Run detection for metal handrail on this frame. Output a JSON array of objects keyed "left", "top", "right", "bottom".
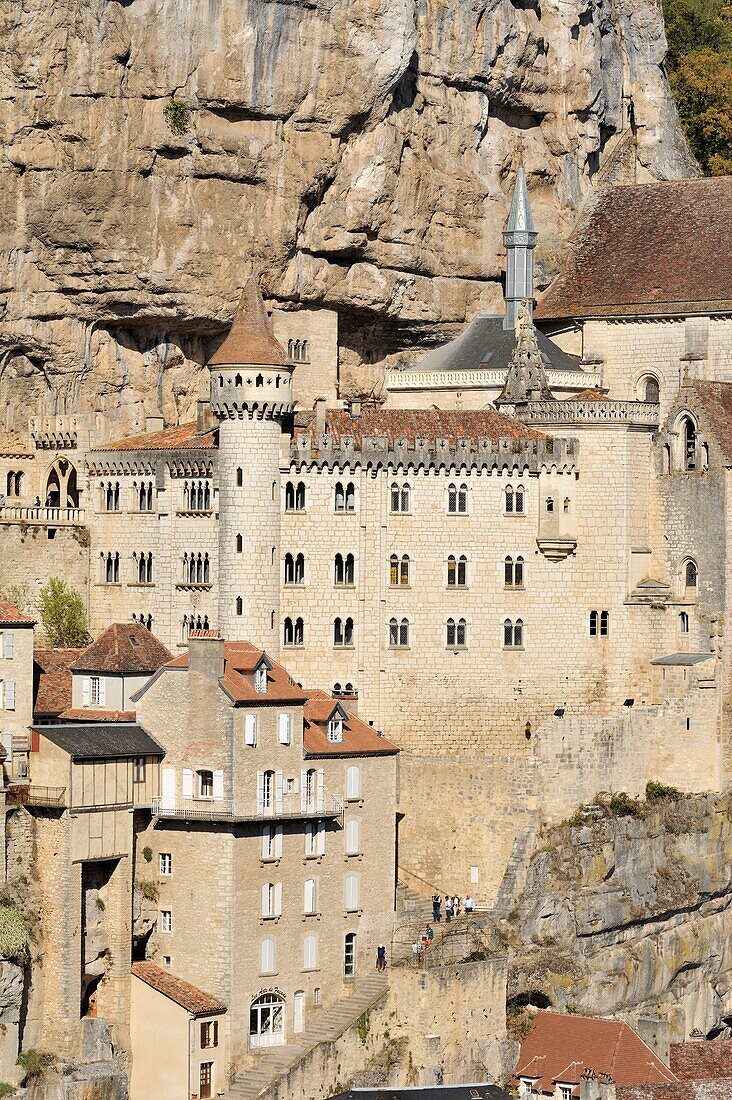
[
  {"left": 6, "top": 785, "right": 66, "bottom": 808},
  {"left": 151, "top": 794, "right": 344, "bottom": 821}
]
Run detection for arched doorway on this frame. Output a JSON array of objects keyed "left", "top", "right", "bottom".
[
  {"left": 45, "top": 458, "right": 79, "bottom": 508},
  {"left": 250, "top": 992, "right": 285, "bottom": 1049}
]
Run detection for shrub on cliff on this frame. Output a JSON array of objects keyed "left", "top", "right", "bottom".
[
  {"left": 0, "top": 903, "right": 28, "bottom": 960},
  {"left": 646, "top": 779, "right": 683, "bottom": 802},
  {"left": 17, "top": 1050, "right": 56, "bottom": 1080}
]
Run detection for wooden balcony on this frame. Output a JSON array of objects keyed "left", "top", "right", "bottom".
[
  {"left": 151, "top": 793, "right": 344, "bottom": 825},
  {"left": 6, "top": 785, "right": 66, "bottom": 808}
]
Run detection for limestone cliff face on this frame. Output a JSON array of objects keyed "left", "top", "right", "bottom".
[
  {"left": 505, "top": 794, "right": 732, "bottom": 1043},
  {"left": 0, "top": 0, "right": 694, "bottom": 431}
]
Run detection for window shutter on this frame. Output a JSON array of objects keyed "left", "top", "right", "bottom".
[
  {"left": 304, "top": 934, "right": 317, "bottom": 969},
  {"left": 300, "top": 770, "right": 308, "bottom": 812},
  {"left": 317, "top": 821, "right": 326, "bottom": 856},
  {"left": 275, "top": 770, "right": 284, "bottom": 814},
  {"left": 346, "top": 818, "right": 360, "bottom": 854},
  {"left": 317, "top": 769, "right": 324, "bottom": 812},
  {"left": 2, "top": 732, "right": 12, "bottom": 773},
  {"left": 278, "top": 713, "right": 291, "bottom": 745},
  {"left": 345, "top": 875, "right": 359, "bottom": 910},
  {"left": 98, "top": 678, "right": 106, "bottom": 707},
  {"left": 274, "top": 882, "right": 282, "bottom": 917},
  {"left": 182, "top": 769, "right": 193, "bottom": 800},
  {"left": 261, "top": 883, "right": 270, "bottom": 917},
  {"left": 346, "top": 766, "right": 360, "bottom": 800},
  {"left": 262, "top": 826, "right": 272, "bottom": 860},
  {"left": 82, "top": 677, "right": 90, "bottom": 707},
  {"left": 245, "top": 714, "right": 257, "bottom": 746},
  {"left": 5, "top": 681, "right": 14, "bottom": 711},
  {"left": 274, "top": 824, "right": 283, "bottom": 859},
  {"left": 213, "top": 770, "right": 224, "bottom": 801},
  {"left": 4, "top": 633, "right": 13, "bottom": 659},
  {"left": 256, "top": 771, "right": 264, "bottom": 811},
  {"left": 261, "top": 937, "right": 275, "bottom": 973}
]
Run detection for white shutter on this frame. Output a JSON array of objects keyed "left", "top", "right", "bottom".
[
  {"left": 346, "top": 765, "right": 360, "bottom": 799},
  {"left": 278, "top": 713, "right": 291, "bottom": 745},
  {"left": 275, "top": 770, "right": 283, "bottom": 814},
  {"left": 82, "top": 676, "right": 90, "bottom": 707},
  {"left": 316, "top": 768, "right": 324, "bottom": 812},
  {"left": 161, "top": 767, "right": 175, "bottom": 809},
  {"left": 346, "top": 818, "right": 360, "bottom": 855},
  {"left": 316, "top": 821, "right": 326, "bottom": 856},
  {"left": 274, "top": 882, "right": 282, "bottom": 917},
  {"left": 304, "top": 933, "right": 317, "bottom": 970},
  {"left": 5, "top": 633, "right": 13, "bottom": 659},
  {"left": 245, "top": 714, "right": 257, "bottom": 746},
  {"left": 345, "top": 874, "right": 359, "bottom": 911},
  {"left": 261, "top": 883, "right": 271, "bottom": 917},
  {"left": 182, "top": 769, "right": 193, "bottom": 800},
  {"left": 213, "top": 770, "right": 224, "bottom": 801},
  {"left": 261, "top": 938, "right": 275, "bottom": 974},
  {"left": 98, "top": 677, "right": 106, "bottom": 707},
  {"left": 304, "top": 879, "right": 315, "bottom": 914},
  {"left": 2, "top": 732, "right": 12, "bottom": 773},
  {"left": 5, "top": 681, "right": 14, "bottom": 712},
  {"left": 262, "top": 825, "right": 272, "bottom": 859},
  {"left": 300, "top": 770, "right": 308, "bottom": 811},
  {"left": 257, "top": 771, "right": 264, "bottom": 811},
  {"left": 274, "top": 825, "right": 283, "bottom": 859}
]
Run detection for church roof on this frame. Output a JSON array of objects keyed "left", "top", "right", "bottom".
[
  {"left": 535, "top": 177, "right": 732, "bottom": 321},
  {"left": 690, "top": 380, "right": 732, "bottom": 463},
  {"left": 506, "top": 164, "right": 535, "bottom": 234},
  {"left": 296, "top": 407, "right": 546, "bottom": 445},
  {"left": 407, "top": 315, "right": 582, "bottom": 376},
  {"left": 208, "top": 277, "right": 289, "bottom": 367}
]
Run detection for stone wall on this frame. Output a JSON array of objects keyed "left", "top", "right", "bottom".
[{"left": 0, "top": 522, "right": 89, "bottom": 615}]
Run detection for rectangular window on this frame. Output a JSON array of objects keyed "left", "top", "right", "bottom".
[
  {"left": 198, "top": 770, "right": 214, "bottom": 799},
  {"left": 3, "top": 681, "right": 14, "bottom": 712},
  {"left": 162, "top": 955, "right": 172, "bottom": 967},
  {"left": 133, "top": 757, "right": 146, "bottom": 784},
  {"left": 160, "top": 910, "right": 172, "bottom": 933},
  {"left": 89, "top": 676, "right": 103, "bottom": 707},
  {"left": 303, "top": 933, "right": 318, "bottom": 970},
  {"left": 255, "top": 666, "right": 267, "bottom": 694},
  {"left": 199, "top": 1061, "right": 214, "bottom": 1100},
  {"left": 3, "top": 633, "right": 13, "bottom": 660},
  {"left": 245, "top": 714, "right": 257, "bottom": 746},
  {"left": 304, "top": 878, "right": 317, "bottom": 915},
  {"left": 200, "top": 1020, "right": 219, "bottom": 1049},
  {"left": 278, "top": 713, "right": 292, "bottom": 745},
  {"left": 304, "top": 822, "right": 316, "bottom": 857},
  {"left": 345, "top": 874, "right": 360, "bottom": 911},
  {"left": 159, "top": 853, "right": 172, "bottom": 876}
]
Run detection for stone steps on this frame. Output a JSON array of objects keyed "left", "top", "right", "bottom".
[{"left": 229, "top": 975, "right": 388, "bottom": 1099}]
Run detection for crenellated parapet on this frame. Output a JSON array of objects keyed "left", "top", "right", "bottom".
[
  {"left": 87, "top": 452, "right": 215, "bottom": 479},
  {"left": 210, "top": 368, "right": 293, "bottom": 422},
  {"left": 289, "top": 433, "right": 579, "bottom": 474}
]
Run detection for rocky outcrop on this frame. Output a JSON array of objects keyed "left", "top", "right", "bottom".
[
  {"left": 502, "top": 793, "right": 732, "bottom": 1043},
  {"left": 0, "top": 0, "right": 695, "bottom": 430}
]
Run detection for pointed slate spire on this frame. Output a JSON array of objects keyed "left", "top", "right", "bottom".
[
  {"left": 208, "top": 277, "right": 289, "bottom": 367},
  {"left": 496, "top": 299, "right": 553, "bottom": 405},
  {"left": 503, "top": 164, "right": 538, "bottom": 331}
]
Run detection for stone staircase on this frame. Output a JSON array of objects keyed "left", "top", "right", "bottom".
[{"left": 228, "top": 974, "right": 388, "bottom": 1100}]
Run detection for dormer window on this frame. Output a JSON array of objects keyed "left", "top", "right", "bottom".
[
  {"left": 255, "top": 666, "right": 267, "bottom": 694},
  {"left": 328, "top": 716, "right": 344, "bottom": 743}
]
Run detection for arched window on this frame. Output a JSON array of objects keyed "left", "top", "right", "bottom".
[
  {"left": 334, "top": 617, "right": 354, "bottom": 647},
  {"left": 505, "top": 485, "right": 514, "bottom": 514},
  {"left": 681, "top": 416, "right": 697, "bottom": 471},
  {"left": 334, "top": 482, "right": 356, "bottom": 513},
  {"left": 546, "top": 497, "right": 554, "bottom": 513},
  {"left": 663, "top": 445, "right": 671, "bottom": 475},
  {"left": 685, "top": 560, "right": 698, "bottom": 589},
  {"left": 285, "top": 481, "right": 305, "bottom": 512},
  {"left": 589, "top": 610, "right": 598, "bottom": 637},
  {"left": 304, "top": 768, "right": 317, "bottom": 811},
  {"left": 284, "top": 617, "right": 304, "bottom": 646},
  {"left": 136, "top": 551, "right": 153, "bottom": 584},
  {"left": 344, "top": 931, "right": 357, "bottom": 977},
  {"left": 6, "top": 471, "right": 22, "bottom": 497},
  {"left": 346, "top": 765, "right": 360, "bottom": 799},
  {"left": 679, "top": 611, "right": 690, "bottom": 635},
  {"left": 448, "top": 482, "right": 468, "bottom": 514},
  {"left": 249, "top": 989, "right": 283, "bottom": 1043},
  {"left": 104, "top": 552, "right": 120, "bottom": 584},
  {"left": 563, "top": 498, "right": 571, "bottom": 513},
  {"left": 389, "top": 554, "right": 409, "bottom": 586},
  {"left": 389, "top": 618, "right": 409, "bottom": 648},
  {"left": 235, "top": 373, "right": 242, "bottom": 387},
  {"left": 45, "top": 457, "right": 78, "bottom": 508},
  {"left": 345, "top": 818, "right": 360, "bottom": 855},
  {"left": 390, "top": 482, "right": 410, "bottom": 514},
  {"left": 334, "top": 553, "right": 355, "bottom": 586},
  {"left": 504, "top": 556, "right": 524, "bottom": 588},
  {"left": 138, "top": 481, "right": 153, "bottom": 510},
  {"left": 235, "top": 596, "right": 243, "bottom": 616},
  {"left": 515, "top": 485, "right": 525, "bottom": 514},
  {"left": 236, "top": 534, "right": 243, "bottom": 553},
  {"left": 285, "top": 553, "right": 305, "bottom": 585},
  {"left": 644, "top": 376, "right": 660, "bottom": 403},
  {"left": 600, "top": 611, "right": 609, "bottom": 637},
  {"left": 504, "top": 619, "right": 523, "bottom": 648},
  {"left": 236, "top": 467, "right": 243, "bottom": 487},
  {"left": 446, "top": 618, "right": 467, "bottom": 648},
  {"left": 256, "top": 374, "right": 264, "bottom": 388}
]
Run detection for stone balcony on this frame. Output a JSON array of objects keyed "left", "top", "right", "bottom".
[
  {"left": 516, "top": 399, "right": 660, "bottom": 428},
  {"left": 0, "top": 505, "right": 86, "bottom": 527},
  {"left": 151, "top": 793, "right": 344, "bottom": 824}
]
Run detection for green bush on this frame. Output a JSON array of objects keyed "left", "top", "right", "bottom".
[
  {"left": 142, "top": 846, "right": 153, "bottom": 864},
  {"left": 0, "top": 904, "right": 28, "bottom": 959},
  {"left": 17, "top": 1049, "right": 55, "bottom": 1079},
  {"left": 462, "top": 949, "right": 488, "bottom": 963},
  {"left": 163, "top": 98, "right": 191, "bottom": 136},
  {"left": 0, "top": 1082, "right": 15, "bottom": 1097},
  {"left": 646, "top": 780, "right": 683, "bottom": 802},
  {"left": 136, "top": 880, "right": 159, "bottom": 902},
  {"left": 608, "top": 791, "right": 641, "bottom": 817}
]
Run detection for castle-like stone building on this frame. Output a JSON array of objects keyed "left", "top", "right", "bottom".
[{"left": 2, "top": 171, "right": 732, "bottom": 901}]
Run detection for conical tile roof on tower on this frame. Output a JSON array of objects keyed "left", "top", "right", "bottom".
[{"left": 208, "top": 277, "right": 288, "bottom": 367}]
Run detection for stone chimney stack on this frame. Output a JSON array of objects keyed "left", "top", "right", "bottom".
[
  {"left": 579, "top": 1070, "right": 616, "bottom": 1100},
  {"left": 145, "top": 414, "right": 165, "bottom": 434},
  {"left": 315, "top": 396, "right": 327, "bottom": 440},
  {"left": 188, "top": 632, "right": 225, "bottom": 681}
]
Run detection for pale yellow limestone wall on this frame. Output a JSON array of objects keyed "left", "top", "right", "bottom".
[
  {"left": 271, "top": 308, "right": 339, "bottom": 409},
  {"left": 0, "top": 623, "right": 34, "bottom": 774},
  {"left": 130, "top": 977, "right": 190, "bottom": 1100}
]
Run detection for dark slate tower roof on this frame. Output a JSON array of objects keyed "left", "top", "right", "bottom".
[
  {"left": 209, "top": 277, "right": 289, "bottom": 366},
  {"left": 409, "top": 315, "right": 582, "bottom": 376}
]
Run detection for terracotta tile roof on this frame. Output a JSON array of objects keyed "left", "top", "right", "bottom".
[
  {"left": 671, "top": 1040, "right": 732, "bottom": 1081},
  {"left": 58, "top": 708, "right": 136, "bottom": 722},
  {"left": 535, "top": 177, "right": 732, "bottom": 321},
  {"left": 70, "top": 624, "right": 173, "bottom": 674},
  {"left": 208, "top": 277, "right": 289, "bottom": 367},
  {"left": 0, "top": 600, "right": 35, "bottom": 626},
  {"left": 131, "top": 962, "right": 226, "bottom": 1015},
  {"left": 303, "top": 690, "right": 399, "bottom": 757},
  {"left": 95, "top": 422, "right": 218, "bottom": 452},
  {"left": 169, "top": 641, "right": 308, "bottom": 704},
  {"left": 617, "top": 1085, "right": 732, "bottom": 1100},
  {"left": 33, "top": 648, "right": 85, "bottom": 717},
  {"left": 690, "top": 381, "right": 732, "bottom": 462},
  {"left": 573, "top": 389, "right": 610, "bottom": 400},
  {"left": 514, "top": 1012, "right": 676, "bottom": 1094},
  {"left": 296, "top": 408, "right": 545, "bottom": 445}
]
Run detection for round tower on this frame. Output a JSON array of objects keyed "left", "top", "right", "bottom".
[{"left": 209, "top": 277, "right": 293, "bottom": 652}]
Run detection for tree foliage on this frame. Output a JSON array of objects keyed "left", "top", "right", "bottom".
[
  {"left": 663, "top": 0, "right": 732, "bottom": 173},
  {"left": 38, "top": 578, "right": 90, "bottom": 648}
]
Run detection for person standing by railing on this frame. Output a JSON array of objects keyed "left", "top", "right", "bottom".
[{"left": 432, "top": 893, "right": 441, "bottom": 923}]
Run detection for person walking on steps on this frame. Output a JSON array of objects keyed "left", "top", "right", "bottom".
[
  {"left": 445, "top": 895, "right": 453, "bottom": 923},
  {"left": 376, "top": 944, "right": 387, "bottom": 972},
  {"left": 432, "top": 893, "right": 441, "bottom": 923}
]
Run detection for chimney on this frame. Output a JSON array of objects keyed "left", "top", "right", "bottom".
[
  {"left": 315, "top": 397, "right": 327, "bottom": 441},
  {"left": 349, "top": 400, "right": 362, "bottom": 419},
  {"left": 197, "top": 399, "right": 215, "bottom": 432},
  {"left": 188, "top": 632, "right": 225, "bottom": 681},
  {"left": 145, "top": 414, "right": 165, "bottom": 435}
]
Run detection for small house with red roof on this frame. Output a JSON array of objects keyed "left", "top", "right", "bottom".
[
  {"left": 514, "top": 1011, "right": 677, "bottom": 1099},
  {"left": 131, "top": 630, "right": 399, "bottom": 1071}
]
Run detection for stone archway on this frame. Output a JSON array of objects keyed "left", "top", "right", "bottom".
[{"left": 45, "top": 458, "right": 79, "bottom": 507}]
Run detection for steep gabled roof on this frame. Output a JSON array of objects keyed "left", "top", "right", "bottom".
[
  {"left": 535, "top": 177, "right": 732, "bottom": 321},
  {"left": 208, "top": 278, "right": 289, "bottom": 367},
  {"left": 514, "top": 1012, "right": 676, "bottom": 1094},
  {"left": 34, "top": 648, "right": 85, "bottom": 717},
  {"left": 0, "top": 600, "right": 35, "bottom": 626},
  {"left": 131, "top": 962, "right": 226, "bottom": 1016},
  {"left": 162, "top": 641, "right": 308, "bottom": 705},
  {"left": 671, "top": 1039, "right": 732, "bottom": 1081},
  {"left": 70, "top": 624, "right": 172, "bottom": 674},
  {"left": 303, "top": 690, "right": 399, "bottom": 757}
]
